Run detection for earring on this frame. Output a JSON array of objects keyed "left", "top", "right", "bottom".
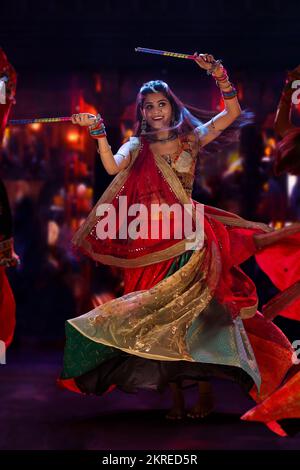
[
  {"left": 171, "top": 114, "right": 176, "bottom": 126},
  {"left": 141, "top": 118, "right": 147, "bottom": 134}
]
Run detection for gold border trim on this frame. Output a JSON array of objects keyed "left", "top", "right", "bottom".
[
  {"left": 78, "top": 237, "right": 199, "bottom": 267},
  {"left": 209, "top": 214, "right": 273, "bottom": 232},
  {"left": 240, "top": 301, "right": 259, "bottom": 319},
  {"left": 68, "top": 318, "right": 194, "bottom": 362}
]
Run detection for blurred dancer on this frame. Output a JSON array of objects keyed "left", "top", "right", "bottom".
[{"left": 0, "top": 48, "right": 18, "bottom": 347}]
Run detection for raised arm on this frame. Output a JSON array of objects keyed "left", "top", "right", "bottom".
[
  {"left": 193, "top": 53, "right": 241, "bottom": 147},
  {"left": 71, "top": 113, "right": 131, "bottom": 175}
]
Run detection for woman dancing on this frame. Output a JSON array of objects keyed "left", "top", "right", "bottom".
[{"left": 60, "top": 53, "right": 300, "bottom": 435}]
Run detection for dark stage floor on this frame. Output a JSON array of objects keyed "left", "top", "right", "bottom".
[{"left": 1, "top": 346, "right": 300, "bottom": 450}]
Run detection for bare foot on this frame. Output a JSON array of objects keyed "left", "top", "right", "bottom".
[
  {"left": 187, "top": 381, "right": 214, "bottom": 419},
  {"left": 187, "top": 394, "right": 214, "bottom": 418},
  {"left": 166, "top": 382, "right": 185, "bottom": 420},
  {"left": 165, "top": 406, "right": 185, "bottom": 420}
]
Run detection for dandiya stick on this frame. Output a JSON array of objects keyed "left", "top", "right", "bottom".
[
  {"left": 9, "top": 116, "right": 72, "bottom": 125},
  {"left": 135, "top": 47, "right": 197, "bottom": 60},
  {"left": 9, "top": 48, "right": 199, "bottom": 126}
]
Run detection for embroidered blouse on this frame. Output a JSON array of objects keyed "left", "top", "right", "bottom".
[{"left": 129, "top": 131, "right": 201, "bottom": 197}]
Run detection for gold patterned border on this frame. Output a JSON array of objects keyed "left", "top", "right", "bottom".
[
  {"left": 208, "top": 214, "right": 273, "bottom": 232},
  {"left": 240, "top": 301, "right": 259, "bottom": 319},
  {"left": 77, "top": 237, "right": 202, "bottom": 268},
  {"left": 68, "top": 320, "right": 195, "bottom": 362},
  {"left": 72, "top": 151, "right": 139, "bottom": 247}
]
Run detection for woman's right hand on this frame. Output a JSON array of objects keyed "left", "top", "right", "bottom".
[{"left": 71, "top": 113, "right": 98, "bottom": 127}]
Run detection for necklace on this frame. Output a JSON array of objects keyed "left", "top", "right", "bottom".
[{"left": 146, "top": 132, "right": 177, "bottom": 143}]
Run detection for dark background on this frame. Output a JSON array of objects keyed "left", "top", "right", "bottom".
[{"left": 0, "top": 0, "right": 299, "bottom": 72}]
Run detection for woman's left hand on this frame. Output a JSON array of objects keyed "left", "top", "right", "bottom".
[
  {"left": 71, "top": 113, "right": 98, "bottom": 127},
  {"left": 193, "top": 52, "right": 222, "bottom": 74}
]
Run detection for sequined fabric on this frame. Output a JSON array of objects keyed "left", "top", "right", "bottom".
[
  {"left": 157, "top": 136, "right": 197, "bottom": 197},
  {"left": 69, "top": 245, "right": 216, "bottom": 362}
]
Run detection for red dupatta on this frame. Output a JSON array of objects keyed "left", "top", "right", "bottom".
[{"left": 73, "top": 137, "right": 201, "bottom": 268}]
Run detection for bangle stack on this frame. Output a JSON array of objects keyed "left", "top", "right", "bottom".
[
  {"left": 206, "top": 59, "right": 222, "bottom": 75},
  {"left": 89, "top": 114, "right": 107, "bottom": 139},
  {"left": 221, "top": 86, "right": 237, "bottom": 100},
  {"left": 212, "top": 67, "right": 237, "bottom": 100},
  {"left": 212, "top": 67, "right": 228, "bottom": 83}
]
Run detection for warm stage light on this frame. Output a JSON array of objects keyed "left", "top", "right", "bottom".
[
  {"left": 67, "top": 131, "right": 80, "bottom": 143},
  {"left": 264, "top": 146, "right": 272, "bottom": 156},
  {"left": 2, "top": 127, "right": 10, "bottom": 147},
  {"left": 267, "top": 137, "right": 276, "bottom": 148},
  {"left": 29, "top": 123, "right": 41, "bottom": 131},
  {"left": 94, "top": 74, "right": 103, "bottom": 93}
]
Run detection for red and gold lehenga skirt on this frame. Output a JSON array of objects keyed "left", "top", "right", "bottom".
[{"left": 60, "top": 137, "right": 300, "bottom": 436}]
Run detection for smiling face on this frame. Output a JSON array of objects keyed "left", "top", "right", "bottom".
[{"left": 142, "top": 92, "right": 173, "bottom": 131}]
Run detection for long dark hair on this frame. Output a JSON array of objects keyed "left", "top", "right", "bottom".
[{"left": 134, "top": 80, "right": 252, "bottom": 153}]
